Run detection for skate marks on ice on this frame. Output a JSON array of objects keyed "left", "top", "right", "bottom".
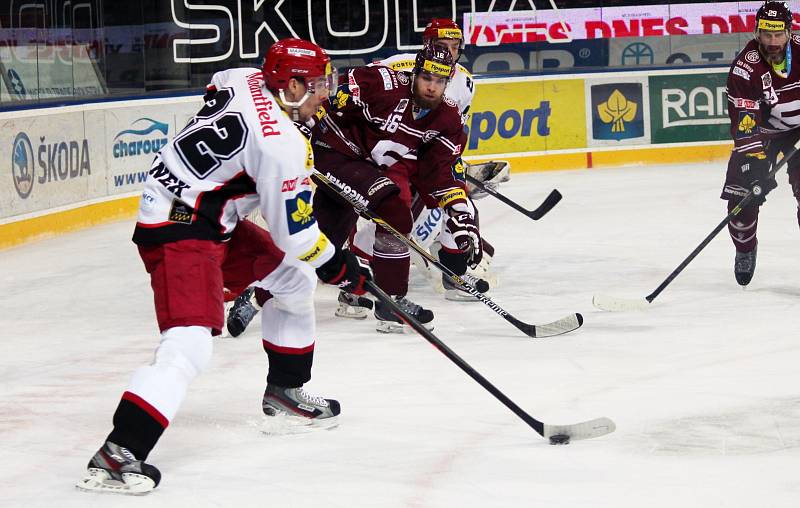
[
  {"left": 629, "top": 397, "right": 800, "bottom": 456},
  {"left": 176, "top": 411, "right": 338, "bottom": 437}
]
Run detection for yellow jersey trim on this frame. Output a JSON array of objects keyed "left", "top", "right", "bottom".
[{"left": 297, "top": 233, "right": 330, "bottom": 263}]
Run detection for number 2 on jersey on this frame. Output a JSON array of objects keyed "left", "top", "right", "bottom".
[{"left": 174, "top": 87, "right": 250, "bottom": 179}]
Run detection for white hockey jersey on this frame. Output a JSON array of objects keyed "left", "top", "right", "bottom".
[
  {"left": 132, "top": 67, "right": 334, "bottom": 268},
  {"left": 371, "top": 53, "right": 475, "bottom": 120}
]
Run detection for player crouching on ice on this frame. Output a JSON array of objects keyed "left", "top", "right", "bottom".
[
  {"left": 76, "top": 39, "right": 371, "bottom": 495},
  {"left": 337, "top": 18, "right": 509, "bottom": 319},
  {"left": 309, "top": 42, "right": 474, "bottom": 333},
  {"left": 721, "top": 1, "right": 800, "bottom": 286}
]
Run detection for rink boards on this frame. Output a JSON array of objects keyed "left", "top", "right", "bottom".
[{"left": 1, "top": 66, "right": 732, "bottom": 249}]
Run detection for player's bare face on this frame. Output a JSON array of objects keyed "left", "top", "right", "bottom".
[
  {"left": 413, "top": 72, "right": 448, "bottom": 109},
  {"left": 757, "top": 30, "right": 789, "bottom": 63},
  {"left": 435, "top": 39, "right": 461, "bottom": 61}
]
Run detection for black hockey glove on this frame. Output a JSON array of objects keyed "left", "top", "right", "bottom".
[
  {"left": 316, "top": 248, "right": 372, "bottom": 295},
  {"left": 741, "top": 151, "right": 777, "bottom": 205},
  {"left": 445, "top": 204, "right": 483, "bottom": 268}
]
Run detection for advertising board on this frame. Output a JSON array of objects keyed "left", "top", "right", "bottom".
[
  {"left": 465, "top": 79, "right": 586, "bottom": 155},
  {"left": 586, "top": 77, "right": 650, "bottom": 147},
  {"left": 464, "top": 2, "right": 800, "bottom": 44},
  {"left": 104, "top": 101, "right": 200, "bottom": 196},
  {"left": 649, "top": 72, "right": 730, "bottom": 144},
  {"left": 2, "top": 111, "right": 106, "bottom": 218}
]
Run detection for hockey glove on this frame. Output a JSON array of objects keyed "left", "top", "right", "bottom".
[
  {"left": 316, "top": 248, "right": 372, "bottom": 295},
  {"left": 445, "top": 203, "right": 483, "bottom": 268},
  {"left": 742, "top": 151, "right": 777, "bottom": 205}
]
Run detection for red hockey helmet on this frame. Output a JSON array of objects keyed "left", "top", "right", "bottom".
[
  {"left": 422, "top": 18, "right": 463, "bottom": 43},
  {"left": 262, "top": 38, "right": 336, "bottom": 99},
  {"left": 422, "top": 18, "right": 464, "bottom": 61}
]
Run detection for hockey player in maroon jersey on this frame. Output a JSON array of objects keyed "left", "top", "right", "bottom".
[
  {"left": 76, "top": 39, "right": 371, "bottom": 494},
  {"left": 311, "top": 43, "right": 477, "bottom": 332},
  {"left": 350, "top": 18, "right": 505, "bottom": 304},
  {"left": 721, "top": 1, "right": 800, "bottom": 285}
]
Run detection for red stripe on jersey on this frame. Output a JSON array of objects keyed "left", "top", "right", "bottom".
[
  {"left": 122, "top": 391, "right": 170, "bottom": 428},
  {"left": 262, "top": 340, "right": 315, "bottom": 355},
  {"left": 135, "top": 220, "right": 174, "bottom": 229},
  {"left": 350, "top": 243, "right": 373, "bottom": 261}
]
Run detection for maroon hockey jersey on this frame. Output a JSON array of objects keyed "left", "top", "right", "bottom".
[
  {"left": 727, "top": 35, "right": 800, "bottom": 155},
  {"left": 312, "top": 65, "right": 468, "bottom": 209}
]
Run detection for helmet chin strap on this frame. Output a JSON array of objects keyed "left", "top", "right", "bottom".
[{"left": 278, "top": 89, "right": 313, "bottom": 122}]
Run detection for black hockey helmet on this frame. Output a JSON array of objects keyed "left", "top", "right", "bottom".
[
  {"left": 755, "top": 2, "right": 792, "bottom": 33},
  {"left": 413, "top": 41, "right": 455, "bottom": 79}
]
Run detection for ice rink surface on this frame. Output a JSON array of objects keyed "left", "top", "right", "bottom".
[{"left": 2, "top": 161, "right": 800, "bottom": 507}]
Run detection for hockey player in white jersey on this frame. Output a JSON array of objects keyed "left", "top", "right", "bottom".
[{"left": 76, "top": 38, "right": 370, "bottom": 495}]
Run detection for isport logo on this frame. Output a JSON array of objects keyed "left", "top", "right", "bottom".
[
  {"left": 113, "top": 118, "right": 169, "bottom": 159},
  {"left": 467, "top": 101, "right": 551, "bottom": 150}
]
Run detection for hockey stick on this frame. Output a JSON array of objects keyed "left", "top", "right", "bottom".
[
  {"left": 466, "top": 174, "right": 562, "bottom": 221},
  {"left": 593, "top": 141, "right": 800, "bottom": 312},
  {"left": 313, "top": 170, "right": 583, "bottom": 338},
  {"left": 366, "top": 280, "right": 615, "bottom": 442}
]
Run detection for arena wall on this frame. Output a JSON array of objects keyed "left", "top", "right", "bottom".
[
  {"left": 1, "top": 66, "right": 732, "bottom": 249},
  {"left": 465, "top": 67, "right": 731, "bottom": 169}
]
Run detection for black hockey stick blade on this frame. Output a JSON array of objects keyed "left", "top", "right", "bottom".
[
  {"left": 528, "top": 189, "right": 563, "bottom": 220},
  {"left": 465, "top": 174, "right": 561, "bottom": 221},
  {"left": 366, "top": 280, "right": 614, "bottom": 442}
]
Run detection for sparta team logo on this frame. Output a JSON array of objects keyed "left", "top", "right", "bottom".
[
  {"left": 422, "top": 130, "right": 440, "bottom": 143},
  {"left": 11, "top": 132, "right": 35, "bottom": 199},
  {"left": 285, "top": 190, "right": 316, "bottom": 234},
  {"left": 396, "top": 72, "right": 410, "bottom": 85},
  {"left": 761, "top": 72, "right": 772, "bottom": 89},
  {"left": 745, "top": 50, "right": 760, "bottom": 64}
]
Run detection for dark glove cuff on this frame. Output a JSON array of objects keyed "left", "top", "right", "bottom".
[{"left": 315, "top": 248, "right": 345, "bottom": 283}]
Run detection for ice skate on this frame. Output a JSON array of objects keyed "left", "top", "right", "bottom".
[
  {"left": 261, "top": 384, "right": 340, "bottom": 432},
  {"left": 334, "top": 291, "right": 373, "bottom": 319},
  {"left": 226, "top": 287, "right": 259, "bottom": 337},
  {"left": 76, "top": 441, "right": 161, "bottom": 495},
  {"left": 374, "top": 295, "right": 434, "bottom": 333},
  {"left": 734, "top": 246, "right": 757, "bottom": 286},
  {"left": 442, "top": 273, "right": 490, "bottom": 301}
]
